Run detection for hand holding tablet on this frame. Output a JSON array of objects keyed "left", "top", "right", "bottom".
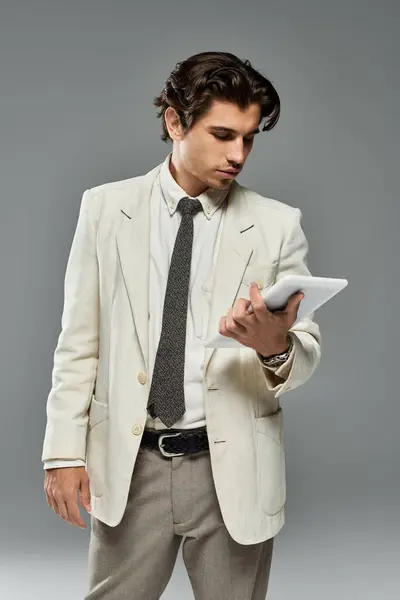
[{"left": 205, "top": 275, "right": 348, "bottom": 349}]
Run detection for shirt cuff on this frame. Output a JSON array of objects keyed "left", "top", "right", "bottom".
[{"left": 43, "top": 459, "right": 86, "bottom": 470}]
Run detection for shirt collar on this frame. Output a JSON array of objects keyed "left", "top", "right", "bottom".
[{"left": 159, "top": 152, "right": 229, "bottom": 220}]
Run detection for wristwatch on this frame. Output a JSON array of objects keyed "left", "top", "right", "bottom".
[{"left": 258, "top": 334, "right": 294, "bottom": 367}]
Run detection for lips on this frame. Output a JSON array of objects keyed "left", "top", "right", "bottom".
[{"left": 218, "top": 170, "right": 240, "bottom": 176}]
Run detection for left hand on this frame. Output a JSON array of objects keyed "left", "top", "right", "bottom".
[{"left": 219, "top": 282, "right": 304, "bottom": 357}]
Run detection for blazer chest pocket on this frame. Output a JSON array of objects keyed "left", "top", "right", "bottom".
[
  {"left": 242, "top": 260, "right": 278, "bottom": 291},
  {"left": 255, "top": 408, "right": 286, "bottom": 515}
]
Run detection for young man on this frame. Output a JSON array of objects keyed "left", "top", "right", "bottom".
[{"left": 42, "top": 51, "right": 321, "bottom": 599}]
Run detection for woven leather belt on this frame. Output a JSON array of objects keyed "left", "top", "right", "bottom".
[{"left": 141, "top": 426, "right": 209, "bottom": 458}]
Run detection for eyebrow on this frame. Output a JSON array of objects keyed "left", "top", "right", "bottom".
[{"left": 208, "top": 126, "right": 260, "bottom": 136}]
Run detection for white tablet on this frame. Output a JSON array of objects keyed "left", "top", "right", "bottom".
[{"left": 204, "top": 275, "right": 348, "bottom": 348}]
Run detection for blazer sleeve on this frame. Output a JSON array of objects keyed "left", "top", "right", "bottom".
[
  {"left": 41, "top": 188, "right": 100, "bottom": 463},
  {"left": 254, "top": 207, "right": 322, "bottom": 396}
]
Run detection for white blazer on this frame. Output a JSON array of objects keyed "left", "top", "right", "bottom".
[{"left": 42, "top": 161, "right": 321, "bottom": 544}]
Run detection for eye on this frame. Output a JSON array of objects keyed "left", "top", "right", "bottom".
[{"left": 213, "top": 134, "right": 254, "bottom": 142}]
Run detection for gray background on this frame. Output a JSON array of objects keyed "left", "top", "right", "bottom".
[{"left": 1, "top": 0, "right": 398, "bottom": 598}]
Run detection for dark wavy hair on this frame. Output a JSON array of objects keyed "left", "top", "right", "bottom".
[{"left": 153, "top": 51, "right": 281, "bottom": 143}]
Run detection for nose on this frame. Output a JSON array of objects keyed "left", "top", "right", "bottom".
[{"left": 227, "top": 141, "right": 246, "bottom": 168}]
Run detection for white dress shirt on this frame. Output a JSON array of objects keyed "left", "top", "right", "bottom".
[{"left": 44, "top": 153, "right": 293, "bottom": 469}]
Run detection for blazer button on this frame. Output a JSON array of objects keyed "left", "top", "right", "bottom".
[
  {"left": 132, "top": 424, "right": 143, "bottom": 436},
  {"left": 137, "top": 372, "right": 147, "bottom": 384}
]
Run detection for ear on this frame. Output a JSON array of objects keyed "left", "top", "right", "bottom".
[{"left": 165, "top": 107, "right": 185, "bottom": 141}]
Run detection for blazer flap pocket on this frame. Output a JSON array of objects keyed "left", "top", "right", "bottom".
[
  {"left": 89, "top": 396, "right": 109, "bottom": 429},
  {"left": 255, "top": 407, "right": 283, "bottom": 444}
]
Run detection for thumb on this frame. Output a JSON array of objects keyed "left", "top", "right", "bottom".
[
  {"left": 80, "top": 477, "right": 91, "bottom": 513},
  {"left": 298, "top": 292, "right": 304, "bottom": 304},
  {"left": 290, "top": 292, "right": 304, "bottom": 314}
]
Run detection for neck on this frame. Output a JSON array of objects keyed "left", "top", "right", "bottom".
[{"left": 169, "top": 152, "right": 208, "bottom": 198}]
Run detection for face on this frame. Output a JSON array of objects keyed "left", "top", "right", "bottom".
[{"left": 164, "top": 99, "right": 261, "bottom": 198}]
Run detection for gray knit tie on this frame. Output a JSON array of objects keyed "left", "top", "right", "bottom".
[{"left": 147, "top": 196, "right": 203, "bottom": 428}]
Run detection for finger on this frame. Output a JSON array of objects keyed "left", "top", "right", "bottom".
[
  {"left": 232, "top": 297, "right": 251, "bottom": 318},
  {"left": 285, "top": 292, "right": 304, "bottom": 326},
  {"left": 51, "top": 489, "right": 69, "bottom": 521},
  {"left": 218, "top": 316, "right": 228, "bottom": 336},
  {"left": 57, "top": 500, "right": 70, "bottom": 524},
  {"left": 45, "top": 489, "right": 58, "bottom": 514},
  {"left": 285, "top": 291, "right": 303, "bottom": 311},
  {"left": 219, "top": 315, "right": 238, "bottom": 338},
  {"left": 249, "top": 283, "right": 268, "bottom": 318},
  {"left": 44, "top": 472, "right": 63, "bottom": 514},
  {"left": 66, "top": 496, "right": 86, "bottom": 529},
  {"left": 79, "top": 476, "right": 92, "bottom": 514},
  {"left": 291, "top": 291, "right": 304, "bottom": 312},
  {"left": 292, "top": 291, "right": 304, "bottom": 303},
  {"left": 226, "top": 308, "right": 247, "bottom": 334}
]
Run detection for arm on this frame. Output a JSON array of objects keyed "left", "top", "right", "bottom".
[
  {"left": 41, "top": 188, "right": 100, "bottom": 464},
  {"left": 255, "top": 208, "right": 321, "bottom": 395}
]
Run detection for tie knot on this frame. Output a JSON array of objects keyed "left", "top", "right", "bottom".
[{"left": 177, "top": 196, "right": 203, "bottom": 216}]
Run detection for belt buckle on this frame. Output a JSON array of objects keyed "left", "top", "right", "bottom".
[{"left": 158, "top": 432, "right": 185, "bottom": 458}]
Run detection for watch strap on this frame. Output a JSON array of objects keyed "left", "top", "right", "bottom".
[{"left": 258, "top": 334, "right": 294, "bottom": 367}]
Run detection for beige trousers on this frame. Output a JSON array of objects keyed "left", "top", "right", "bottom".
[{"left": 84, "top": 442, "right": 274, "bottom": 600}]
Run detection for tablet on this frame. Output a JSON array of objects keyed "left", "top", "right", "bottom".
[{"left": 204, "top": 275, "right": 348, "bottom": 348}]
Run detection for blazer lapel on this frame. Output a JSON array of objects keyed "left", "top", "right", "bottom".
[
  {"left": 116, "top": 167, "right": 158, "bottom": 372},
  {"left": 203, "top": 181, "right": 255, "bottom": 375}
]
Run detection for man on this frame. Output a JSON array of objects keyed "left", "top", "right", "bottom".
[{"left": 42, "top": 51, "right": 321, "bottom": 599}]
